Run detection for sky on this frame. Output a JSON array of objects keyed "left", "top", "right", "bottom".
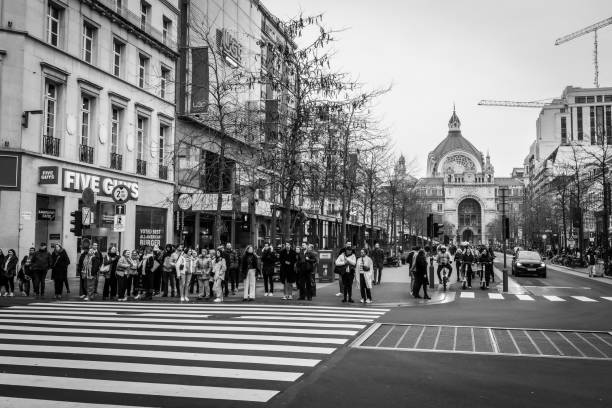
[{"left": 265, "top": 0, "right": 612, "bottom": 177}]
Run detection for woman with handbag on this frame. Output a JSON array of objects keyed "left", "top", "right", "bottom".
[
  {"left": 136, "top": 247, "right": 155, "bottom": 301},
  {"left": 356, "top": 248, "right": 374, "bottom": 304},
  {"left": 195, "top": 249, "right": 211, "bottom": 299},
  {"left": 211, "top": 247, "right": 226, "bottom": 303},
  {"left": 18, "top": 248, "right": 35, "bottom": 296},
  {"left": 1, "top": 249, "right": 18, "bottom": 297},
  {"left": 51, "top": 244, "right": 70, "bottom": 300},
  {"left": 116, "top": 250, "right": 134, "bottom": 302},
  {"left": 102, "top": 247, "right": 119, "bottom": 300},
  {"left": 411, "top": 249, "right": 431, "bottom": 299},
  {"left": 335, "top": 247, "right": 357, "bottom": 303}
]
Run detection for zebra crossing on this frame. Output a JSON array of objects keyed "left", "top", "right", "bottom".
[
  {"left": 457, "top": 291, "right": 612, "bottom": 303},
  {"left": 0, "top": 301, "right": 388, "bottom": 407}
]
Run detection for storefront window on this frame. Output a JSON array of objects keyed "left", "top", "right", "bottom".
[{"left": 135, "top": 206, "right": 167, "bottom": 249}]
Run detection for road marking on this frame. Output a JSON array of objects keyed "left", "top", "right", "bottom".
[
  {"left": 0, "top": 318, "right": 360, "bottom": 336},
  {"left": 0, "top": 325, "right": 349, "bottom": 345},
  {"left": 601, "top": 297, "right": 612, "bottom": 301},
  {"left": 0, "top": 333, "right": 336, "bottom": 354},
  {"left": 524, "top": 330, "right": 543, "bottom": 355},
  {"left": 0, "top": 356, "right": 302, "bottom": 382},
  {"left": 574, "top": 333, "right": 608, "bottom": 358},
  {"left": 0, "top": 373, "right": 279, "bottom": 403},
  {"left": 0, "top": 309, "right": 210, "bottom": 319},
  {"left": 53, "top": 301, "right": 391, "bottom": 312},
  {"left": 516, "top": 294, "right": 535, "bottom": 301},
  {"left": 523, "top": 286, "right": 591, "bottom": 290},
  {"left": 394, "top": 326, "right": 411, "bottom": 348},
  {"left": 0, "top": 314, "right": 365, "bottom": 329},
  {"left": 557, "top": 332, "right": 587, "bottom": 358},
  {"left": 0, "top": 397, "right": 153, "bottom": 408},
  {"left": 571, "top": 296, "right": 598, "bottom": 302},
  {"left": 543, "top": 295, "right": 566, "bottom": 302},
  {"left": 540, "top": 330, "right": 565, "bottom": 356},
  {"left": 488, "top": 328, "right": 499, "bottom": 354},
  {"left": 488, "top": 293, "right": 504, "bottom": 300},
  {"left": 0, "top": 343, "right": 321, "bottom": 367},
  {"left": 236, "top": 316, "right": 373, "bottom": 323},
  {"left": 460, "top": 292, "right": 475, "bottom": 298}
]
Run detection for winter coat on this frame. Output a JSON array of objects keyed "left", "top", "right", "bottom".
[
  {"left": 195, "top": 256, "right": 211, "bottom": 278},
  {"left": 3, "top": 256, "right": 18, "bottom": 278},
  {"left": 302, "top": 249, "right": 318, "bottom": 274},
  {"left": 30, "top": 249, "right": 51, "bottom": 272},
  {"left": 356, "top": 255, "right": 374, "bottom": 289},
  {"left": 261, "top": 248, "right": 276, "bottom": 273},
  {"left": 240, "top": 253, "right": 260, "bottom": 281},
  {"left": 279, "top": 248, "right": 297, "bottom": 283},
  {"left": 223, "top": 249, "right": 239, "bottom": 271},
  {"left": 371, "top": 247, "right": 385, "bottom": 267},
  {"left": 116, "top": 256, "right": 132, "bottom": 277},
  {"left": 212, "top": 257, "right": 227, "bottom": 281},
  {"left": 103, "top": 254, "right": 119, "bottom": 277},
  {"left": 335, "top": 253, "right": 356, "bottom": 274},
  {"left": 51, "top": 250, "right": 70, "bottom": 280}
]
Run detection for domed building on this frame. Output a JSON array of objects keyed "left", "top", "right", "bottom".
[{"left": 415, "top": 108, "right": 524, "bottom": 245}]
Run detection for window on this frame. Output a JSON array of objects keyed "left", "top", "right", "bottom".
[
  {"left": 44, "top": 81, "right": 57, "bottom": 137},
  {"left": 162, "top": 17, "right": 171, "bottom": 44},
  {"left": 112, "top": 39, "right": 124, "bottom": 77},
  {"left": 590, "top": 106, "right": 596, "bottom": 144},
  {"left": 160, "top": 67, "right": 169, "bottom": 98},
  {"left": 82, "top": 22, "right": 96, "bottom": 63},
  {"left": 138, "top": 54, "right": 149, "bottom": 88},
  {"left": 114, "top": 0, "right": 123, "bottom": 12},
  {"left": 597, "top": 95, "right": 603, "bottom": 102},
  {"left": 575, "top": 96, "right": 586, "bottom": 104},
  {"left": 587, "top": 96, "right": 595, "bottom": 103},
  {"left": 437, "top": 203, "right": 443, "bottom": 212},
  {"left": 111, "top": 108, "right": 120, "bottom": 154},
  {"left": 158, "top": 125, "right": 165, "bottom": 164},
  {"left": 607, "top": 106, "right": 612, "bottom": 144},
  {"left": 80, "top": 96, "right": 91, "bottom": 146},
  {"left": 561, "top": 116, "right": 567, "bottom": 144},
  {"left": 140, "top": 1, "right": 150, "bottom": 30},
  {"left": 137, "top": 117, "right": 146, "bottom": 160},
  {"left": 577, "top": 107, "right": 583, "bottom": 141},
  {"left": 46, "top": 3, "right": 61, "bottom": 46}
]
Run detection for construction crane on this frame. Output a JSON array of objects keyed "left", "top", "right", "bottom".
[
  {"left": 555, "top": 16, "right": 612, "bottom": 88},
  {"left": 478, "top": 100, "right": 548, "bottom": 108}
]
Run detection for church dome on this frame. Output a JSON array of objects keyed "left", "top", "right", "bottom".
[{"left": 429, "top": 108, "right": 483, "bottom": 168}]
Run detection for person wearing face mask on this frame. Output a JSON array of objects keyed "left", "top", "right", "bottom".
[
  {"left": 0, "top": 249, "right": 18, "bottom": 297},
  {"left": 240, "top": 245, "right": 259, "bottom": 301},
  {"left": 102, "top": 246, "right": 119, "bottom": 300},
  {"left": 50, "top": 244, "right": 70, "bottom": 300}
]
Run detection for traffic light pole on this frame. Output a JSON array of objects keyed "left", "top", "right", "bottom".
[{"left": 501, "top": 188, "right": 508, "bottom": 293}]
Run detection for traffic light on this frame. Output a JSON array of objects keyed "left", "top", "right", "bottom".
[
  {"left": 504, "top": 216, "right": 510, "bottom": 240},
  {"left": 426, "top": 214, "right": 433, "bottom": 237},
  {"left": 70, "top": 210, "right": 83, "bottom": 236},
  {"left": 433, "top": 222, "right": 443, "bottom": 236},
  {"left": 241, "top": 214, "right": 250, "bottom": 232}
]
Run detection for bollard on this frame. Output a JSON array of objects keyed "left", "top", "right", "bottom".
[
  {"left": 502, "top": 267, "right": 508, "bottom": 293},
  {"left": 429, "top": 256, "right": 435, "bottom": 289}
]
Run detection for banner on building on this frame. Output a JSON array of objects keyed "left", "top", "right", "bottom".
[
  {"left": 135, "top": 206, "right": 167, "bottom": 248},
  {"left": 191, "top": 47, "right": 209, "bottom": 113},
  {"left": 192, "top": 193, "right": 232, "bottom": 211}
]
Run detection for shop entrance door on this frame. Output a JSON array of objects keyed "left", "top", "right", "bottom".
[{"left": 36, "top": 195, "right": 64, "bottom": 247}]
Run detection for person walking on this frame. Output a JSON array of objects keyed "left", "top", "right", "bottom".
[
  {"left": 102, "top": 246, "right": 119, "bottom": 300},
  {"left": 241, "top": 245, "right": 259, "bottom": 301},
  {"left": 195, "top": 249, "right": 211, "bottom": 299},
  {"left": 411, "top": 249, "right": 431, "bottom": 299},
  {"left": 335, "top": 246, "right": 357, "bottom": 303},
  {"left": 279, "top": 243, "right": 296, "bottom": 300},
  {"left": 31, "top": 242, "right": 51, "bottom": 299},
  {"left": 18, "top": 248, "right": 35, "bottom": 297},
  {"left": 212, "top": 247, "right": 226, "bottom": 303},
  {"left": 1, "top": 249, "right": 18, "bottom": 297},
  {"left": 261, "top": 243, "right": 276, "bottom": 296},
  {"left": 356, "top": 248, "right": 374, "bottom": 303},
  {"left": 50, "top": 244, "right": 70, "bottom": 300},
  {"left": 371, "top": 243, "right": 385, "bottom": 285}
]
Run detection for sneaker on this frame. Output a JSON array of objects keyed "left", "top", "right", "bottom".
[
  {"left": 288, "top": 295, "right": 293, "bottom": 300},
  {"left": 360, "top": 299, "right": 365, "bottom": 303},
  {"left": 281, "top": 296, "right": 287, "bottom": 300},
  {"left": 213, "top": 297, "right": 222, "bottom": 303},
  {"left": 79, "top": 295, "right": 86, "bottom": 299},
  {"left": 181, "top": 296, "right": 186, "bottom": 302},
  {"left": 83, "top": 297, "right": 90, "bottom": 301},
  {"left": 184, "top": 296, "right": 190, "bottom": 302},
  {"left": 424, "top": 295, "right": 431, "bottom": 300},
  {"left": 335, "top": 292, "right": 342, "bottom": 297},
  {"left": 268, "top": 293, "right": 273, "bottom": 297},
  {"left": 8, "top": 293, "right": 14, "bottom": 297},
  {"left": 135, "top": 295, "right": 141, "bottom": 300},
  {"left": 366, "top": 299, "right": 372, "bottom": 304},
  {"left": 264, "top": 293, "right": 268, "bottom": 297}
]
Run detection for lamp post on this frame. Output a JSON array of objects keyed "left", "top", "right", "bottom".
[{"left": 500, "top": 187, "right": 509, "bottom": 292}]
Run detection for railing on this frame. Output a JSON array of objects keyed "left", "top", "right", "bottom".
[
  {"left": 136, "top": 159, "right": 147, "bottom": 176},
  {"left": 159, "top": 164, "right": 168, "bottom": 180},
  {"left": 94, "top": 0, "right": 177, "bottom": 50},
  {"left": 110, "top": 152, "right": 123, "bottom": 170},
  {"left": 42, "top": 135, "right": 60, "bottom": 156},
  {"left": 79, "top": 144, "right": 94, "bottom": 164}
]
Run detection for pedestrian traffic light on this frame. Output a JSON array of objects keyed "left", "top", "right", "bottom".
[
  {"left": 427, "top": 214, "right": 433, "bottom": 237},
  {"left": 504, "top": 216, "right": 510, "bottom": 240},
  {"left": 241, "top": 214, "right": 250, "bottom": 232},
  {"left": 433, "top": 222, "right": 443, "bottom": 236},
  {"left": 70, "top": 210, "right": 83, "bottom": 236}
]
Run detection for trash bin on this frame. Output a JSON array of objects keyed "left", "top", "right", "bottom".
[
  {"left": 592, "top": 261, "right": 605, "bottom": 277},
  {"left": 318, "top": 250, "right": 334, "bottom": 282}
]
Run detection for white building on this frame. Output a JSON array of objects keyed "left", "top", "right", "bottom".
[{"left": 0, "top": 0, "right": 178, "bottom": 269}]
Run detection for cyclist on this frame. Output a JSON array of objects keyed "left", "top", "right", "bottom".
[
  {"left": 454, "top": 247, "right": 463, "bottom": 283},
  {"left": 461, "top": 246, "right": 475, "bottom": 289},
  {"left": 478, "top": 247, "right": 493, "bottom": 289},
  {"left": 436, "top": 246, "right": 452, "bottom": 288}
]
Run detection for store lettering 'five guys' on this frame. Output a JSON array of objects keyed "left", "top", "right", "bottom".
[{"left": 62, "top": 169, "right": 139, "bottom": 199}]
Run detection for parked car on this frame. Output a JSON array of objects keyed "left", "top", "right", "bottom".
[{"left": 512, "top": 250, "right": 546, "bottom": 278}]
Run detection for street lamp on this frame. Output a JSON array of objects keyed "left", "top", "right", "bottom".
[{"left": 499, "top": 186, "right": 509, "bottom": 292}]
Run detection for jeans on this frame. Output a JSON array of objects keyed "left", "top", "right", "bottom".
[
  {"left": 373, "top": 264, "right": 383, "bottom": 283},
  {"left": 79, "top": 276, "right": 87, "bottom": 296},
  {"left": 179, "top": 273, "right": 192, "bottom": 299},
  {"left": 2, "top": 277, "right": 14, "bottom": 294},
  {"left": 262, "top": 268, "right": 274, "bottom": 293},
  {"left": 298, "top": 272, "right": 313, "bottom": 300},
  {"left": 341, "top": 272, "right": 355, "bottom": 301},
  {"left": 32, "top": 269, "right": 47, "bottom": 296},
  {"left": 19, "top": 278, "right": 30, "bottom": 296},
  {"left": 53, "top": 278, "right": 64, "bottom": 296},
  {"left": 284, "top": 281, "right": 293, "bottom": 297},
  {"left": 103, "top": 274, "right": 117, "bottom": 299},
  {"left": 227, "top": 267, "right": 239, "bottom": 294},
  {"left": 413, "top": 276, "right": 428, "bottom": 297},
  {"left": 194, "top": 275, "right": 208, "bottom": 297},
  {"left": 359, "top": 274, "right": 372, "bottom": 301},
  {"left": 455, "top": 261, "right": 462, "bottom": 281},
  {"left": 437, "top": 264, "right": 452, "bottom": 283},
  {"left": 162, "top": 270, "right": 176, "bottom": 296},
  {"left": 86, "top": 276, "right": 97, "bottom": 299},
  {"left": 243, "top": 269, "right": 257, "bottom": 299},
  {"left": 117, "top": 275, "right": 127, "bottom": 298},
  {"left": 461, "top": 263, "right": 473, "bottom": 287}
]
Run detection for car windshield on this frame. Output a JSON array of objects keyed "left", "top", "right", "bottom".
[{"left": 518, "top": 251, "right": 541, "bottom": 261}]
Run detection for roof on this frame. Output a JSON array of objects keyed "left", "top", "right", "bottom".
[
  {"left": 430, "top": 131, "right": 483, "bottom": 163},
  {"left": 416, "top": 177, "right": 443, "bottom": 186},
  {"left": 495, "top": 177, "right": 523, "bottom": 186}
]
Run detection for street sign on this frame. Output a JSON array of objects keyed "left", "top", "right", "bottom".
[
  {"left": 115, "top": 204, "right": 126, "bottom": 215},
  {"left": 177, "top": 194, "right": 192, "bottom": 210},
  {"left": 111, "top": 184, "right": 131, "bottom": 204},
  {"left": 113, "top": 214, "right": 126, "bottom": 232},
  {"left": 82, "top": 206, "right": 94, "bottom": 226},
  {"left": 82, "top": 187, "right": 95, "bottom": 207}
]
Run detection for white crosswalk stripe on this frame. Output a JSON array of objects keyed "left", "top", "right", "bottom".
[
  {"left": 456, "top": 291, "right": 612, "bottom": 303},
  {"left": 0, "top": 302, "right": 388, "bottom": 406},
  {"left": 603, "top": 297, "right": 612, "bottom": 301},
  {"left": 515, "top": 294, "right": 535, "bottom": 301},
  {"left": 543, "top": 295, "right": 566, "bottom": 302},
  {"left": 571, "top": 296, "right": 598, "bottom": 302},
  {"left": 488, "top": 293, "right": 504, "bottom": 300},
  {"left": 460, "top": 292, "right": 475, "bottom": 298}
]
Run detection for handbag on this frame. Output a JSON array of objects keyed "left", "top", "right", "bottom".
[
  {"left": 334, "top": 264, "right": 345, "bottom": 275},
  {"left": 99, "top": 263, "right": 110, "bottom": 273},
  {"left": 152, "top": 259, "right": 161, "bottom": 272}
]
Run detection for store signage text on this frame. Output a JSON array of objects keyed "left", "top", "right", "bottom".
[
  {"left": 37, "top": 208, "right": 56, "bottom": 221},
  {"left": 218, "top": 28, "right": 242, "bottom": 65},
  {"left": 62, "top": 169, "right": 139, "bottom": 200},
  {"left": 39, "top": 166, "right": 59, "bottom": 184}
]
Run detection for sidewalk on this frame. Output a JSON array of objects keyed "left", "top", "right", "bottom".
[{"left": 545, "top": 262, "right": 612, "bottom": 286}]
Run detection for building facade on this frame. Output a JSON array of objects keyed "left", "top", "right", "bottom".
[
  {"left": 416, "top": 109, "right": 523, "bottom": 245},
  {"left": 0, "top": 0, "right": 178, "bottom": 271}
]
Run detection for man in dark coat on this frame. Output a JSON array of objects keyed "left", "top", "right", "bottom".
[
  {"left": 371, "top": 243, "right": 385, "bottom": 285},
  {"left": 298, "top": 243, "right": 317, "bottom": 300},
  {"left": 51, "top": 243, "right": 70, "bottom": 300},
  {"left": 279, "top": 242, "right": 297, "bottom": 300},
  {"left": 223, "top": 243, "right": 239, "bottom": 296},
  {"left": 261, "top": 242, "right": 277, "bottom": 296},
  {"left": 31, "top": 242, "right": 51, "bottom": 298}
]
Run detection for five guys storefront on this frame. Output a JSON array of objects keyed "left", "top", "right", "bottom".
[{"left": 3, "top": 158, "right": 174, "bottom": 276}]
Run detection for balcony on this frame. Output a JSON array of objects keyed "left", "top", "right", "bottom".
[
  {"left": 136, "top": 159, "right": 147, "bottom": 176},
  {"left": 79, "top": 145, "right": 94, "bottom": 164},
  {"left": 94, "top": 0, "right": 177, "bottom": 50},
  {"left": 110, "top": 152, "right": 123, "bottom": 170},
  {"left": 42, "top": 135, "right": 60, "bottom": 156},
  {"left": 159, "top": 164, "right": 168, "bottom": 180}
]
